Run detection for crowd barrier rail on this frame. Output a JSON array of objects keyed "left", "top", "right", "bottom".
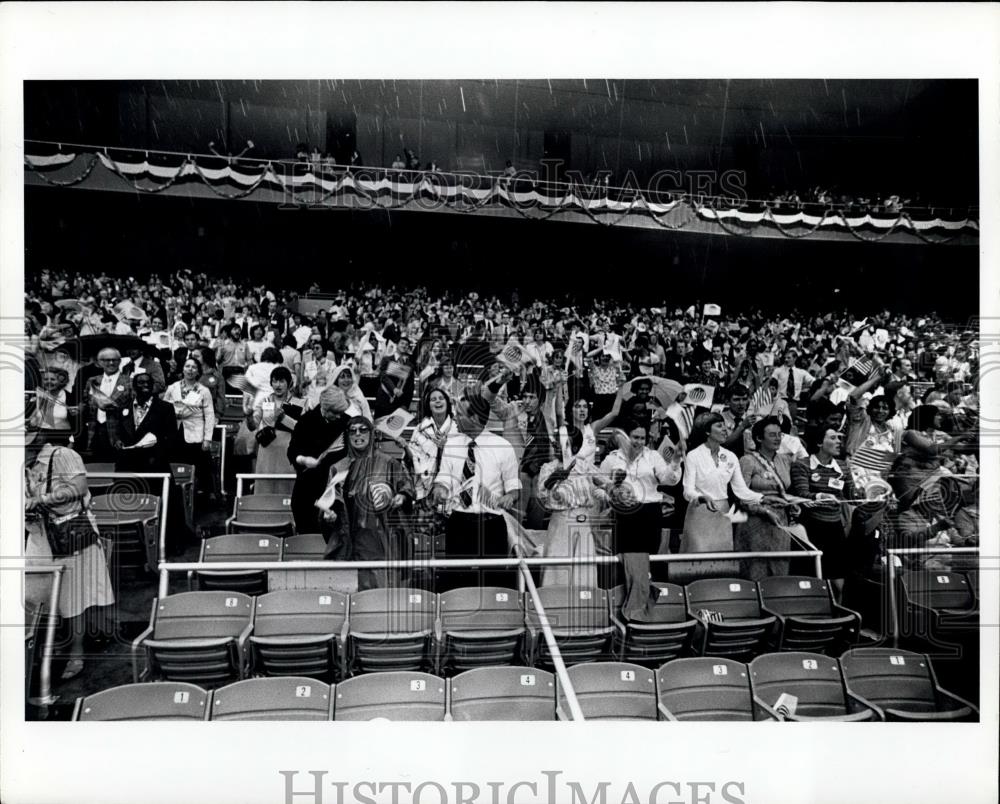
[{"left": 23, "top": 564, "right": 65, "bottom": 707}]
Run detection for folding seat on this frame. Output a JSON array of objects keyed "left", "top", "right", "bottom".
[
  {"left": 195, "top": 533, "right": 283, "bottom": 596},
  {"left": 656, "top": 658, "right": 764, "bottom": 721},
  {"left": 334, "top": 671, "right": 447, "bottom": 721},
  {"left": 965, "top": 569, "right": 979, "bottom": 602},
  {"left": 250, "top": 590, "right": 347, "bottom": 680},
  {"left": 436, "top": 587, "right": 526, "bottom": 675},
  {"left": 557, "top": 662, "right": 657, "bottom": 720},
  {"left": 610, "top": 583, "right": 697, "bottom": 666},
  {"left": 758, "top": 576, "right": 860, "bottom": 655},
  {"left": 91, "top": 493, "right": 161, "bottom": 571},
  {"left": 839, "top": 647, "right": 978, "bottom": 721},
  {"left": 271, "top": 533, "right": 349, "bottom": 592},
  {"left": 170, "top": 463, "right": 196, "bottom": 532},
  {"left": 131, "top": 591, "right": 253, "bottom": 688},
  {"left": 898, "top": 571, "right": 978, "bottom": 638},
  {"left": 749, "top": 652, "right": 877, "bottom": 721},
  {"left": 84, "top": 462, "right": 116, "bottom": 496},
  {"left": 449, "top": 667, "right": 556, "bottom": 721},
  {"left": 524, "top": 586, "right": 614, "bottom": 669},
  {"left": 210, "top": 677, "right": 333, "bottom": 721},
  {"left": 73, "top": 682, "right": 210, "bottom": 721},
  {"left": 226, "top": 493, "right": 295, "bottom": 536},
  {"left": 685, "top": 579, "right": 776, "bottom": 660},
  {"left": 346, "top": 588, "right": 437, "bottom": 674}
]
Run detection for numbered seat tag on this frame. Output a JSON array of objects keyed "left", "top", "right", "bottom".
[
  {"left": 258, "top": 539, "right": 270, "bottom": 547},
  {"left": 579, "top": 590, "right": 592, "bottom": 600},
  {"left": 410, "top": 679, "right": 426, "bottom": 691},
  {"left": 890, "top": 656, "right": 906, "bottom": 666},
  {"left": 409, "top": 594, "right": 422, "bottom": 604},
  {"left": 318, "top": 595, "right": 332, "bottom": 606},
  {"left": 295, "top": 686, "right": 312, "bottom": 698},
  {"left": 173, "top": 691, "right": 190, "bottom": 704},
  {"left": 712, "top": 665, "right": 728, "bottom": 676},
  {"left": 729, "top": 583, "right": 741, "bottom": 592},
  {"left": 620, "top": 670, "right": 635, "bottom": 682},
  {"left": 936, "top": 576, "right": 950, "bottom": 584},
  {"left": 802, "top": 659, "right": 818, "bottom": 670},
  {"left": 225, "top": 597, "right": 238, "bottom": 608},
  {"left": 798, "top": 580, "right": 812, "bottom": 590},
  {"left": 495, "top": 593, "right": 509, "bottom": 602},
  {"left": 520, "top": 675, "right": 536, "bottom": 687},
  {"left": 282, "top": 498, "right": 291, "bottom": 506}
]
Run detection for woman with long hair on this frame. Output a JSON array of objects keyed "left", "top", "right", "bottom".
[{"left": 330, "top": 363, "right": 372, "bottom": 420}]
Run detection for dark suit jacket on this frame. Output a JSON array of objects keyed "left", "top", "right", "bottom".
[
  {"left": 287, "top": 408, "right": 350, "bottom": 533},
  {"left": 83, "top": 371, "right": 134, "bottom": 448},
  {"left": 373, "top": 356, "right": 415, "bottom": 418},
  {"left": 109, "top": 397, "right": 178, "bottom": 474},
  {"left": 662, "top": 351, "right": 692, "bottom": 384}
]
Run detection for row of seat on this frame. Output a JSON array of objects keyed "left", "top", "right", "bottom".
[
  {"left": 80, "top": 649, "right": 980, "bottom": 722},
  {"left": 132, "top": 577, "right": 869, "bottom": 687}
]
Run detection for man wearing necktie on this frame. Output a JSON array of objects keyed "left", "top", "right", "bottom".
[
  {"left": 772, "top": 349, "right": 815, "bottom": 427},
  {"left": 432, "top": 390, "right": 521, "bottom": 591}
]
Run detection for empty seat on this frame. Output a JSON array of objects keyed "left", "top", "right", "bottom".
[
  {"left": 685, "top": 579, "right": 776, "bottom": 660},
  {"left": 91, "top": 493, "right": 161, "bottom": 571},
  {"left": 73, "top": 682, "right": 209, "bottom": 721},
  {"left": 899, "top": 571, "right": 978, "bottom": 638},
  {"left": 656, "top": 657, "right": 762, "bottom": 721},
  {"left": 347, "top": 588, "right": 437, "bottom": 674},
  {"left": 250, "top": 590, "right": 347, "bottom": 680},
  {"left": 437, "top": 587, "right": 526, "bottom": 675},
  {"left": 965, "top": 570, "right": 979, "bottom": 601},
  {"left": 271, "top": 533, "right": 346, "bottom": 591},
  {"left": 557, "top": 662, "right": 657, "bottom": 720},
  {"left": 196, "top": 533, "right": 283, "bottom": 596},
  {"left": 610, "top": 583, "right": 697, "bottom": 666},
  {"left": 839, "top": 647, "right": 978, "bottom": 722},
  {"left": 524, "top": 586, "right": 614, "bottom": 668},
  {"left": 749, "top": 652, "right": 876, "bottom": 721},
  {"left": 210, "top": 677, "right": 333, "bottom": 721},
  {"left": 170, "top": 463, "right": 196, "bottom": 532},
  {"left": 334, "top": 672, "right": 447, "bottom": 721},
  {"left": 84, "top": 462, "right": 116, "bottom": 495},
  {"left": 450, "top": 667, "right": 556, "bottom": 721},
  {"left": 281, "top": 533, "right": 328, "bottom": 561},
  {"left": 758, "top": 576, "right": 860, "bottom": 654},
  {"left": 131, "top": 591, "right": 253, "bottom": 688},
  {"left": 227, "top": 493, "right": 295, "bottom": 536}
]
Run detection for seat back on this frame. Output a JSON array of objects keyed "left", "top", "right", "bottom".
[
  {"left": 450, "top": 667, "right": 556, "bottom": 721},
  {"left": 656, "top": 658, "right": 754, "bottom": 721},
  {"left": 348, "top": 588, "right": 437, "bottom": 673},
  {"left": 334, "top": 672, "right": 446, "bottom": 721},
  {"left": 75, "top": 682, "right": 209, "bottom": 721},
  {"left": 151, "top": 592, "right": 253, "bottom": 641},
  {"left": 612, "top": 583, "right": 690, "bottom": 624},
  {"left": 210, "top": 677, "right": 332, "bottom": 720},
  {"left": 901, "top": 571, "right": 975, "bottom": 612},
  {"left": 750, "top": 652, "right": 851, "bottom": 718},
  {"left": 438, "top": 587, "right": 526, "bottom": 673},
  {"left": 611, "top": 584, "right": 697, "bottom": 665},
  {"left": 686, "top": 579, "right": 764, "bottom": 619},
  {"left": 198, "top": 533, "right": 283, "bottom": 594},
  {"left": 235, "top": 494, "right": 294, "bottom": 513},
  {"left": 281, "top": 533, "right": 328, "bottom": 561},
  {"left": 839, "top": 648, "right": 940, "bottom": 714},
  {"left": 91, "top": 492, "right": 161, "bottom": 570},
  {"left": 91, "top": 493, "right": 161, "bottom": 517},
  {"left": 965, "top": 570, "right": 978, "bottom": 600},
  {"left": 253, "top": 590, "right": 348, "bottom": 638},
  {"left": 525, "top": 586, "right": 613, "bottom": 667},
  {"left": 758, "top": 576, "right": 834, "bottom": 617},
  {"left": 559, "top": 662, "right": 657, "bottom": 720}
]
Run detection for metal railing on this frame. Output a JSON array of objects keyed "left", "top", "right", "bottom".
[{"left": 24, "top": 564, "right": 65, "bottom": 707}]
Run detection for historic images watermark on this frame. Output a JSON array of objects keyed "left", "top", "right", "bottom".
[{"left": 279, "top": 771, "right": 749, "bottom": 804}]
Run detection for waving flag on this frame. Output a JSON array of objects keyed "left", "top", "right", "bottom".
[
  {"left": 837, "top": 356, "right": 876, "bottom": 392},
  {"left": 375, "top": 408, "right": 415, "bottom": 440},
  {"left": 683, "top": 383, "right": 715, "bottom": 409}
]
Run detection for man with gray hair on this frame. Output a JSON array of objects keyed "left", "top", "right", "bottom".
[{"left": 82, "top": 347, "right": 131, "bottom": 460}]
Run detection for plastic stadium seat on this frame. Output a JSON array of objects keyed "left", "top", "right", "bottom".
[
  {"left": 334, "top": 672, "right": 447, "bottom": 721},
  {"left": 610, "top": 583, "right": 697, "bottom": 666},
  {"left": 270, "top": 533, "right": 349, "bottom": 592},
  {"left": 196, "top": 533, "right": 283, "bottom": 596},
  {"left": 347, "top": 588, "right": 437, "bottom": 674},
  {"left": 131, "top": 592, "right": 253, "bottom": 688},
  {"left": 839, "top": 647, "right": 978, "bottom": 722},
  {"left": 965, "top": 570, "right": 979, "bottom": 602},
  {"left": 210, "top": 677, "right": 333, "bottom": 721},
  {"left": 250, "top": 590, "right": 348, "bottom": 680},
  {"left": 685, "top": 579, "right": 776, "bottom": 660},
  {"left": 436, "top": 587, "right": 526, "bottom": 675},
  {"left": 557, "top": 662, "right": 657, "bottom": 720},
  {"left": 449, "top": 667, "right": 556, "bottom": 721},
  {"left": 73, "top": 682, "right": 210, "bottom": 721},
  {"left": 170, "top": 463, "right": 196, "bottom": 532},
  {"left": 656, "top": 658, "right": 763, "bottom": 721},
  {"left": 24, "top": 603, "right": 43, "bottom": 703},
  {"left": 899, "top": 571, "right": 978, "bottom": 636},
  {"left": 226, "top": 493, "right": 295, "bottom": 536},
  {"left": 84, "top": 462, "right": 116, "bottom": 496},
  {"left": 749, "top": 652, "right": 876, "bottom": 721},
  {"left": 524, "top": 586, "right": 614, "bottom": 669},
  {"left": 91, "top": 493, "right": 161, "bottom": 571},
  {"left": 758, "top": 576, "right": 860, "bottom": 654},
  {"left": 281, "top": 533, "right": 328, "bottom": 561}
]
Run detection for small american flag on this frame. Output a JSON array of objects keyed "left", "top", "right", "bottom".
[
  {"left": 670, "top": 404, "right": 695, "bottom": 440},
  {"left": 849, "top": 445, "right": 894, "bottom": 477},
  {"left": 838, "top": 356, "right": 875, "bottom": 389},
  {"left": 750, "top": 383, "right": 773, "bottom": 413}
]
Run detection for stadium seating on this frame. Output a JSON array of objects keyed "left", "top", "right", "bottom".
[
  {"left": 346, "top": 588, "right": 437, "bottom": 674},
  {"left": 210, "top": 677, "right": 333, "bottom": 720},
  {"left": 250, "top": 589, "right": 347, "bottom": 680},
  {"left": 610, "top": 583, "right": 697, "bottom": 666},
  {"left": 83, "top": 462, "right": 115, "bottom": 496},
  {"left": 839, "top": 647, "right": 978, "bottom": 721},
  {"left": 449, "top": 667, "right": 556, "bottom": 721},
  {"left": 270, "top": 532, "right": 345, "bottom": 592},
  {"left": 73, "top": 682, "right": 210, "bottom": 721},
  {"left": 749, "top": 652, "right": 876, "bottom": 721},
  {"left": 757, "top": 576, "right": 860, "bottom": 654},
  {"left": 436, "top": 587, "right": 526, "bottom": 675},
  {"left": 131, "top": 591, "right": 253, "bottom": 687},
  {"left": 524, "top": 586, "right": 614, "bottom": 668},
  {"left": 965, "top": 569, "right": 979, "bottom": 602},
  {"left": 556, "top": 662, "right": 657, "bottom": 720},
  {"left": 170, "top": 462, "right": 196, "bottom": 532},
  {"left": 334, "top": 671, "right": 447, "bottom": 721},
  {"left": 195, "top": 533, "right": 283, "bottom": 595},
  {"left": 685, "top": 579, "right": 776, "bottom": 659},
  {"left": 656, "top": 657, "right": 764, "bottom": 721},
  {"left": 898, "top": 570, "right": 978, "bottom": 636},
  {"left": 91, "top": 492, "right": 161, "bottom": 572},
  {"left": 24, "top": 603, "right": 42, "bottom": 703},
  {"left": 226, "top": 493, "right": 295, "bottom": 536}
]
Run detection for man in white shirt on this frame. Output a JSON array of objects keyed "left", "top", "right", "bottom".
[
  {"left": 770, "top": 349, "right": 814, "bottom": 424},
  {"left": 432, "top": 390, "right": 521, "bottom": 591}
]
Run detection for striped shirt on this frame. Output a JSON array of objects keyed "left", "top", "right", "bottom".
[{"left": 790, "top": 455, "right": 857, "bottom": 523}]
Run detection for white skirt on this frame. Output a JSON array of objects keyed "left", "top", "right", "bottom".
[{"left": 25, "top": 523, "right": 115, "bottom": 619}]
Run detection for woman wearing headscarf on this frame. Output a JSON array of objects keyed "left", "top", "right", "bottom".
[
  {"left": 330, "top": 363, "right": 372, "bottom": 421},
  {"left": 339, "top": 416, "right": 414, "bottom": 590}
]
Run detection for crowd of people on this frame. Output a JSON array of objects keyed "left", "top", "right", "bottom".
[{"left": 23, "top": 266, "right": 980, "bottom": 678}]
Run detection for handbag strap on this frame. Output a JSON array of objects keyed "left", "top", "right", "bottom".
[{"left": 44, "top": 447, "right": 85, "bottom": 517}]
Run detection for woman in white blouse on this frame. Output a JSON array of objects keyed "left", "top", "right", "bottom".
[
  {"left": 682, "top": 411, "right": 763, "bottom": 572},
  {"left": 163, "top": 357, "right": 217, "bottom": 478}
]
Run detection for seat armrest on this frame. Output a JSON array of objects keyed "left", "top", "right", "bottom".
[
  {"left": 885, "top": 706, "right": 974, "bottom": 722},
  {"left": 143, "top": 636, "right": 236, "bottom": 650},
  {"left": 130, "top": 600, "right": 157, "bottom": 683},
  {"left": 657, "top": 702, "right": 679, "bottom": 722},
  {"left": 786, "top": 709, "right": 873, "bottom": 722},
  {"left": 752, "top": 696, "right": 786, "bottom": 722}
]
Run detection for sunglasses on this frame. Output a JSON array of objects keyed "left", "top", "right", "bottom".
[{"left": 348, "top": 426, "right": 371, "bottom": 435}]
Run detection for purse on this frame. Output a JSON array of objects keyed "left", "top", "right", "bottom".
[
  {"left": 41, "top": 448, "right": 99, "bottom": 558},
  {"left": 255, "top": 425, "right": 277, "bottom": 447}
]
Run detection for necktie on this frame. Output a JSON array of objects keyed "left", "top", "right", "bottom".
[
  {"left": 786, "top": 368, "right": 795, "bottom": 401},
  {"left": 460, "top": 440, "right": 477, "bottom": 508}
]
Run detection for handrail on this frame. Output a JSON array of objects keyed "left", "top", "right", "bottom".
[
  {"left": 886, "top": 546, "right": 980, "bottom": 647},
  {"left": 24, "top": 564, "right": 65, "bottom": 707},
  {"left": 85, "top": 472, "right": 170, "bottom": 567},
  {"left": 234, "top": 473, "right": 297, "bottom": 502}
]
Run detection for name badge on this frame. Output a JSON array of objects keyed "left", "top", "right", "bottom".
[{"left": 828, "top": 477, "right": 844, "bottom": 491}]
